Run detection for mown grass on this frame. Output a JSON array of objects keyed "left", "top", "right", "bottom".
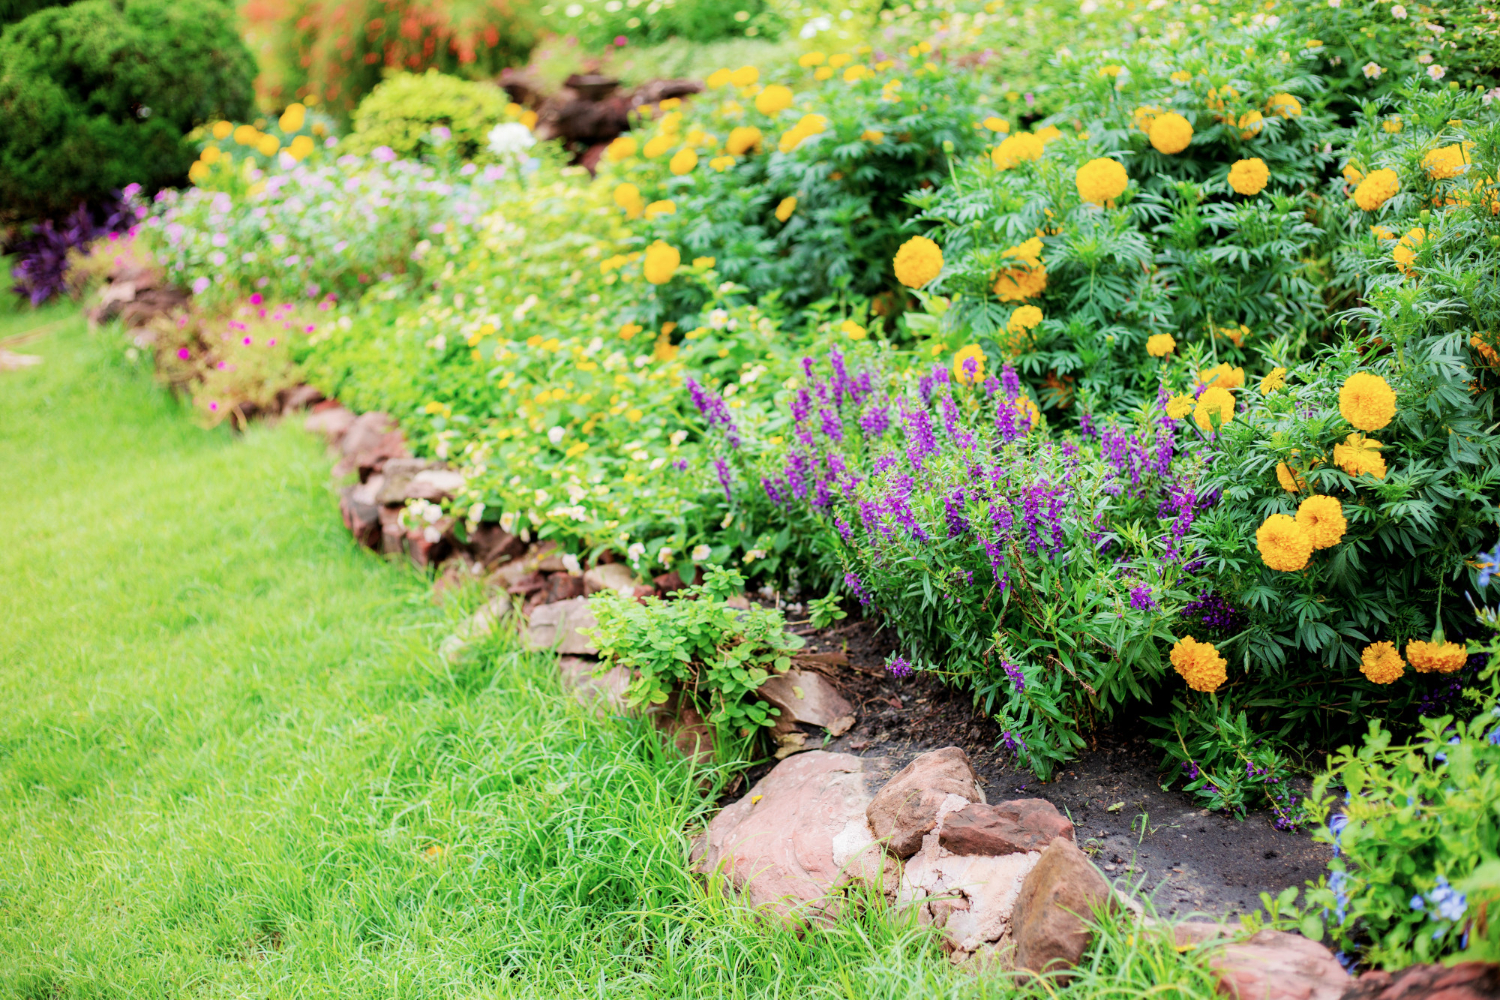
[{"left": 0, "top": 309, "right": 1219, "bottom": 998}]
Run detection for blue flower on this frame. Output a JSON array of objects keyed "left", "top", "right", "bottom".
[{"left": 1411, "top": 895, "right": 1425, "bottom": 910}]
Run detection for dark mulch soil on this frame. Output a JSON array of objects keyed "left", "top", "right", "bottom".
[{"left": 771, "top": 614, "right": 1332, "bottom": 920}]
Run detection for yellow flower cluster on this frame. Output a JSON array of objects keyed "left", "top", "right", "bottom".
[
  {"left": 1228, "top": 157, "right": 1269, "bottom": 196},
  {"left": 1360, "top": 641, "right": 1405, "bottom": 685},
  {"left": 604, "top": 135, "right": 637, "bottom": 162},
  {"left": 1197, "top": 363, "right": 1245, "bottom": 390},
  {"left": 754, "top": 84, "right": 793, "bottom": 116},
  {"left": 1333, "top": 433, "right": 1386, "bottom": 479},
  {"left": 992, "top": 131, "right": 1045, "bottom": 170},
  {"left": 1076, "top": 157, "right": 1129, "bottom": 205},
  {"left": 775, "top": 196, "right": 797, "bottom": 222},
  {"left": 1007, "top": 305, "right": 1043, "bottom": 333},
  {"left": 1276, "top": 461, "right": 1304, "bottom": 492},
  {"left": 644, "top": 199, "right": 675, "bottom": 218},
  {"left": 1393, "top": 227, "right": 1424, "bottom": 276},
  {"left": 1170, "top": 636, "right": 1227, "bottom": 692},
  {"left": 669, "top": 147, "right": 698, "bottom": 175},
  {"left": 1148, "top": 112, "right": 1193, "bottom": 155},
  {"left": 779, "top": 113, "right": 828, "bottom": 153},
  {"left": 1353, "top": 168, "right": 1399, "bottom": 211},
  {"left": 1193, "top": 385, "right": 1235, "bottom": 433},
  {"left": 1260, "top": 367, "right": 1287, "bottom": 394},
  {"left": 613, "top": 182, "right": 645, "bottom": 219},
  {"left": 1266, "top": 92, "right": 1302, "bottom": 118},
  {"left": 993, "top": 236, "right": 1047, "bottom": 301},
  {"left": 1146, "top": 333, "right": 1176, "bottom": 357},
  {"left": 726, "top": 125, "right": 763, "bottom": 155},
  {"left": 1422, "top": 143, "right": 1474, "bottom": 180},
  {"left": 1256, "top": 513, "right": 1313, "bottom": 571},
  {"left": 1407, "top": 639, "right": 1467, "bottom": 674},
  {"left": 1339, "top": 372, "right": 1396, "bottom": 431},
  {"left": 1296, "top": 495, "right": 1346, "bottom": 549},
  {"left": 642, "top": 241, "right": 680, "bottom": 285},
  {"left": 893, "top": 235, "right": 943, "bottom": 288},
  {"left": 1166, "top": 394, "right": 1194, "bottom": 420}
]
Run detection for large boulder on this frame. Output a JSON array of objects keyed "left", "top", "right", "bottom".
[
  {"left": 899, "top": 830, "right": 1042, "bottom": 963},
  {"left": 1173, "top": 923, "right": 1349, "bottom": 1000},
  {"left": 1010, "top": 836, "right": 1118, "bottom": 979},
  {"left": 1340, "top": 962, "right": 1499, "bottom": 1000},
  {"left": 695, "top": 751, "right": 898, "bottom": 924},
  {"left": 523, "top": 596, "right": 597, "bottom": 655},
  {"left": 557, "top": 655, "right": 631, "bottom": 715},
  {"left": 866, "top": 747, "right": 985, "bottom": 858},
  {"left": 939, "top": 799, "right": 1074, "bottom": 857}
]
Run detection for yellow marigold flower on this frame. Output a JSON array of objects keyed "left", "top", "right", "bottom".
[
  {"left": 843, "top": 65, "right": 870, "bottom": 83},
  {"left": 829, "top": 53, "right": 852, "bottom": 68},
  {"left": 1007, "top": 305, "right": 1043, "bottom": 333},
  {"left": 1170, "top": 636, "right": 1228, "bottom": 692},
  {"left": 1148, "top": 112, "right": 1193, "bottom": 154},
  {"left": 992, "top": 132, "right": 1045, "bottom": 170},
  {"left": 1238, "top": 110, "right": 1264, "bottom": 139},
  {"left": 1098, "top": 64, "right": 1123, "bottom": 78},
  {"left": 1260, "top": 367, "right": 1287, "bottom": 394},
  {"left": 894, "top": 235, "right": 943, "bottom": 288},
  {"left": 799, "top": 51, "right": 826, "bottom": 68},
  {"left": 1360, "top": 642, "right": 1405, "bottom": 685},
  {"left": 288, "top": 134, "right": 315, "bottom": 161},
  {"left": 644, "top": 199, "right": 676, "bottom": 218},
  {"left": 1333, "top": 433, "right": 1386, "bottom": 479},
  {"left": 211, "top": 120, "right": 233, "bottom": 140},
  {"left": 983, "top": 116, "right": 1010, "bottom": 133},
  {"left": 618, "top": 322, "right": 643, "bottom": 340},
  {"left": 1133, "top": 105, "right": 1162, "bottom": 131},
  {"left": 862, "top": 129, "right": 884, "bottom": 143},
  {"left": 953, "top": 344, "right": 986, "bottom": 384},
  {"left": 1193, "top": 385, "right": 1235, "bottom": 433},
  {"left": 1339, "top": 372, "right": 1396, "bottom": 431},
  {"left": 257, "top": 134, "right": 281, "bottom": 157},
  {"left": 613, "top": 182, "right": 643, "bottom": 216},
  {"left": 709, "top": 155, "right": 735, "bottom": 171},
  {"left": 188, "top": 160, "right": 210, "bottom": 183},
  {"left": 642, "top": 134, "right": 674, "bottom": 159},
  {"left": 233, "top": 124, "right": 259, "bottom": 146},
  {"left": 1343, "top": 164, "right": 1365, "bottom": 185},
  {"left": 1034, "top": 125, "right": 1063, "bottom": 145},
  {"left": 1166, "top": 394, "right": 1194, "bottom": 420},
  {"left": 1004, "top": 237, "right": 1044, "bottom": 267},
  {"left": 1014, "top": 395, "right": 1040, "bottom": 430},
  {"left": 814, "top": 67, "right": 834, "bottom": 81},
  {"left": 1353, "top": 168, "right": 1399, "bottom": 211},
  {"left": 1257, "top": 513, "right": 1313, "bottom": 572},
  {"left": 1228, "top": 157, "right": 1269, "bottom": 196},
  {"left": 1297, "top": 495, "right": 1346, "bottom": 550},
  {"left": 730, "top": 66, "right": 759, "bottom": 87},
  {"left": 1393, "top": 227, "right": 1424, "bottom": 275},
  {"left": 1408, "top": 639, "right": 1467, "bottom": 674},
  {"left": 1146, "top": 333, "right": 1176, "bottom": 357},
  {"left": 643, "top": 241, "right": 680, "bottom": 285},
  {"left": 1423, "top": 143, "right": 1473, "bottom": 180},
  {"left": 200, "top": 145, "right": 222, "bottom": 164},
  {"left": 1372, "top": 225, "right": 1395, "bottom": 240},
  {"left": 754, "top": 84, "right": 793, "bottom": 116},
  {"left": 725, "top": 126, "right": 762, "bottom": 156},
  {"left": 993, "top": 264, "right": 1047, "bottom": 301},
  {"left": 1266, "top": 93, "right": 1302, "bottom": 118},
  {"left": 279, "top": 103, "right": 306, "bottom": 133},
  {"left": 1383, "top": 117, "right": 1403, "bottom": 134},
  {"left": 706, "top": 68, "right": 732, "bottom": 88},
  {"left": 605, "top": 135, "right": 638, "bottom": 161},
  {"left": 693, "top": 257, "right": 715, "bottom": 269},
  {"left": 1076, "top": 157, "right": 1129, "bottom": 205},
  {"left": 1197, "top": 363, "right": 1245, "bottom": 390},
  {"left": 775, "top": 196, "right": 797, "bottom": 222},
  {"left": 841, "top": 319, "right": 866, "bottom": 340},
  {"left": 1169, "top": 70, "right": 1192, "bottom": 84},
  {"left": 1276, "top": 462, "right": 1304, "bottom": 493},
  {"left": 669, "top": 147, "right": 698, "bottom": 175}
]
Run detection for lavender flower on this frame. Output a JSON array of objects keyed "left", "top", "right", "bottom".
[
  {"left": 1129, "top": 585, "right": 1156, "bottom": 610},
  {"left": 860, "top": 404, "right": 890, "bottom": 438},
  {"left": 943, "top": 487, "right": 970, "bottom": 538},
  {"left": 684, "top": 376, "right": 740, "bottom": 448},
  {"left": 902, "top": 404, "right": 938, "bottom": 470},
  {"left": 886, "top": 655, "right": 912, "bottom": 678},
  {"left": 845, "top": 571, "right": 872, "bottom": 607},
  {"left": 1002, "top": 659, "right": 1026, "bottom": 692},
  {"left": 714, "top": 457, "right": 734, "bottom": 502}
]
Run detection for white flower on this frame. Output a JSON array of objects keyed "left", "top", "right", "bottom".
[
  {"left": 468, "top": 502, "right": 486, "bottom": 523},
  {"left": 488, "top": 123, "right": 536, "bottom": 157},
  {"left": 1391, "top": 4, "right": 1406, "bottom": 19},
  {"left": 708, "top": 308, "right": 729, "bottom": 329},
  {"left": 659, "top": 547, "right": 674, "bottom": 566},
  {"left": 691, "top": 544, "right": 711, "bottom": 561},
  {"left": 1327, "top": 0, "right": 1340, "bottom": 6},
  {"left": 669, "top": 430, "right": 688, "bottom": 447},
  {"left": 742, "top": 548, "right": 767, "bottom": 564},
  {"left": 500, "top": 511, "right": 516, "bottom": 533},
  {"left": 627, "top": 542, "right": 646, "bottom": 562},
  {"left": 1428, "top": 64, "right": 1446, "bottom": 80},
  {"left": 1418, "top": 53, "right": 1433, "bottom": 64},
  {"left": 1363, "top": 62, "right": 1384, "bottom": 78},
  {"left": 423, "top": 525, "right": 442, "bottom": 544},
  {"left": 562, "top": 553, "right": 581, "bottom": 574},
  {"left": 547, "top": 425, "right": 565, "bottom": 445}
]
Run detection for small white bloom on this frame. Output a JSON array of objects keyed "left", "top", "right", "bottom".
[
  {"left": 691, "top": 544, "right": 712, "bottom": 561},
  {"left": 659, "top": 547, "right": 674, "bottom": 566},
  {"left": 548, "top": 426, "right": 565, "bottom": 445},
  {"left": 1327, "top": 0, "right": 1340, "bottom": 7},
  {"left": 1363, "top": 62, "right": 1385, "bottom": 78},
  {"left": 1427, "top": 64, "right": 1446, "bottom": 80},
  {"left": 423, "top": 525, "right": 442, "bottom": 544},
  {"left": 1391, "top": 4, "right": 1406, "bottom": 19},
  {"left": 669, "top": 430, "right": 688, "bottom": 447},
  {"left": 488, "top": 122, "right": 536, "bottom": 157},
  {"left": 1418, "top": 53, "right": 1433, "bottom": 64},
  {"left": 627, "top": 542, "right": 646, "bottom": 562},
  {"left": 742, "top": 548, "right": 767, "bottom": 564},
  {"left": 500, "top": 511, "right": 516, "bottom": 533},
  {"left": 708, "top": 308, "right": 729, "bottom": 329},
  {"left": 562, "top": 553, "right": 581, "bottom": 574},
  {"left": 468, "top": 502, "right": 486, "bottom": 523}
]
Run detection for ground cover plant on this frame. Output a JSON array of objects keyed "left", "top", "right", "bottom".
[{"left": 0, "top": 305, "right": 1239, "bottom": 999}]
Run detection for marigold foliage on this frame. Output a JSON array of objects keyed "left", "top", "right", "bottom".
[
  {"left": 893, "top": 235, "right": 943, "bottom": 288},
  {"left": 1076, "top": 157, "right": 1128, "bottom": 204},
  {"left": 1296, "top": 495, "right": 1346, "bottom": 549},
  {"left": 1171, "top": 635, "right": 1227, "bottom": 692},
  {"left": 1359, "top": 641, "right": 1405, "bottom": 684},
  {"left": 1339, "top": 372, "right": 1396, "bottom": 430},
  {"left": 1256, "top": 513, "right": 1313, "bottom": 571},
  {"left": 1406, "top": 640, "right": 1467, "bottom": 674}
]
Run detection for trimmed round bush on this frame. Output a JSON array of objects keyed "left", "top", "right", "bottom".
[
  {"left": 0, "top": 0, "right": 254, "bottom": 221},
  {"left": 343, "top": 70, "right": 509, "bottom": 163}
]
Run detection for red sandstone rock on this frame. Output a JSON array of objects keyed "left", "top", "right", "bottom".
[
  {"left": 939, "top": 799, "right": 1075, "bottom": 857},
  {"left": 866, "top": 747, "right": 985, "bottom": 858},
  {"left": 1340, "top": 961, "right": 1500, "bottom": 1000},
  {"left": 1010, "top": 836, "right": 1117, "bottom": 980}
]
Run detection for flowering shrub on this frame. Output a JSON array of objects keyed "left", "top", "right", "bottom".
[
  {"left": 1150, "top": 700, "right": 1307, "bottom": 825},
  {"left": 1307, "top": 655, "right": 1500, "bottom": 968},
  {"left": 600, "top": 49, "right": 1000, "bottom": 312},
  {"left": 909, "top": 19, "right": 1341, "bottom": 418},
  {"left": 341, "top": 70, "right": 516, "bottom": 163},
  {"left": 540, "top": 0, "right": 785, "bottom": 49}
]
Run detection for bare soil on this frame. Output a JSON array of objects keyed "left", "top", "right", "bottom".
[{"left": 776, "top": 615, "right": 1332, "bottom": 920}]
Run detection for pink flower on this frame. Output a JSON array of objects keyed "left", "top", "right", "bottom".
[
  {"left": 209, "top": 401, "right": 219, "bottom": 411},
  {"left": 242, "top": 336, "right": 253, "bottom": 346},
  {"left": 267, "top": 339, "right": 277, "bottom": 346},
  {"left": 304, "top": 324, "right": 316, "bottom": 333},
  {"left": 177, "top": 347, "right": 191, "bottom": 360},
  {"left": 250, "top": 293, "right": 263, "bottom": 305},
  {"left": 615, "top": 35, "right": 627, "bottom": 46}
]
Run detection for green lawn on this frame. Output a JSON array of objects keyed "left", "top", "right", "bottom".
[{"left": 0, "top": 307, "right": 1214, "bottom": 999}]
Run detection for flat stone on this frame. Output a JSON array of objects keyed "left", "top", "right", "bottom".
[
  {"left": 694, "top": 751, "right": 898, "bottom": 924},
  {"left": 373, "top": 457, "right": 444, "bottom": 504},
  {"left": 304, "top": 404, "right": 355, "bottom": 443},
  {"left": 1340, "top": 961, "right": 1499, "bottom": 1000},
  {"left": 409, "top": 468, "right": 466, "bottom": 501},
  {"left": 1010, "top": 836, "right": 1117, "bottom": 980},
  {"left": 558, "top": 655, "right": 630, "bottom": 714},
  {"left": 466, "top": 523, "right": 526, "bottom": 567},
  {"left": 338, "top": 411, "right": 394, "bottom": 458},
  {"left": 900, "top": 842, "right": 1041, "bottom": 963},
  {"left": 276, "top": 385, "right": 324, "bottom": 414},
  {"left": 584, "top": 562, "right": 639, "bottom": 596},
  {"left": 338, "top": 484, "right": 381, "bottom": 549},
  {"left": 758, "top": 669, "right": 855, "bottom": 736},
  {"left": 939, "top": 799, "right": 1074, "bottom": 857},
  {"left": 867, "top": 746, "right": 985, "bottom": 858},
  {"left": 523, "top": 596, "right": 596, "bottom": 655},
  {"left": 1200, "top": 928, "right": 1348, "bottom": 1000}
]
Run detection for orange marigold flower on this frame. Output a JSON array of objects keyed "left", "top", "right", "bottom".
[
  {"left": 1407, "top": 639, "right": 1467, "bottom": 674},
  {"left": 1197, "top": 363, "right": 1245, "bottom": 390},
  {"left": 1076, "top": 157, "right": 1129, "bottom": 205},
  {"left": 1193, "top": 385, "right": 1235, "bottom": 433},
  {"left": 992, "top": 132, "right": 1045, "bottom": 169},
  {"left": 1170, "top": 635, "right": 1227, "bottom": 692},
  {"left": 1360, "top": 641, "right": 1405, "bottom": 684},
  {"left": 1339, "top": 372, "right": 1396, "bottom": 431},
  {"left": 1148, "top": 112, "right": 1193, "bottom": 154},
  {"left": 1228, "top": 157, "right": 1269, "bottom": 196},
  {"left": 1393, "top": 227, "right": 1424, "bottom": 275},
  {"left": 1423, "top": 143, "right": 1474, "bottom": 181},
  {"left": 893, "top": 236, "right": 943, "bottom": 288},
  {"left": 1276, "top": 462, "right": 1304, "bottom": 493},
  {"left": 1256, "top": 513, "right": 1313, "bottom": 571},
  {"left": 1353, "top": 168, "right": 1400, "bottom": 211},
  {"left": 1296, "top": 495, "right": 1346, "bottom": 549},
  {"left": 1147, "top": 333, "right": 1176, "bottom": 357}
]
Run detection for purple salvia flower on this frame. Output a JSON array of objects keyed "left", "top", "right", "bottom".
[
  {"left": 1130, "top": 585, "right": 1156, "bottom": 610},
  {"left": 885, "top": 472, "right": 928, "bottom": 542},
  {"left": 902, "top": 404, "right": 938, "bottom": 470},
  {"left": 886, "top": 655, "right": 912, "bottom": 678},
  {"left": 845, "top": 571, "right": 872, "bottom": 607},
  {"left": 1002, "top": 659, "right": 1026, "bottom": 692},
  {"left": 1001, "top": 363, "right": 1021, "bottom": 400},
  {"left": 714, "top": 457, "right": 734, "bottom": 502},
  {"left": 762, "top": 476, "right": 785, "bottom": 505},
  {"left": 819, "top": 407, "right": 844, "bottom": 443},
  {"left": 859, "top": 404, "right": 890, "bottom": 438},
  {"left": 918, "top": 374, "right": 936, "bottom": 405},
  {"left": 944, "top": 487, "right": 970, "bottom": 538}
]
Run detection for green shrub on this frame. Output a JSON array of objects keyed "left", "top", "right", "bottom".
[
  {"left": 0, "top": 0, "right": 73, "bottom": 25},
  {"left": 343, "top": 70, "right": 512, "bottom": 163},
  {"left": 587, "top": 566, "right": 804, "bottom": 760},
  {"left": 543, "top": 0, "right": 785, "bottom": 50},
  {"left": 0, "top": 0, "right": 254, "bottom": 221},
  {"left": 1307, "top": 650, "right": 1500, "bottom": 968}
]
